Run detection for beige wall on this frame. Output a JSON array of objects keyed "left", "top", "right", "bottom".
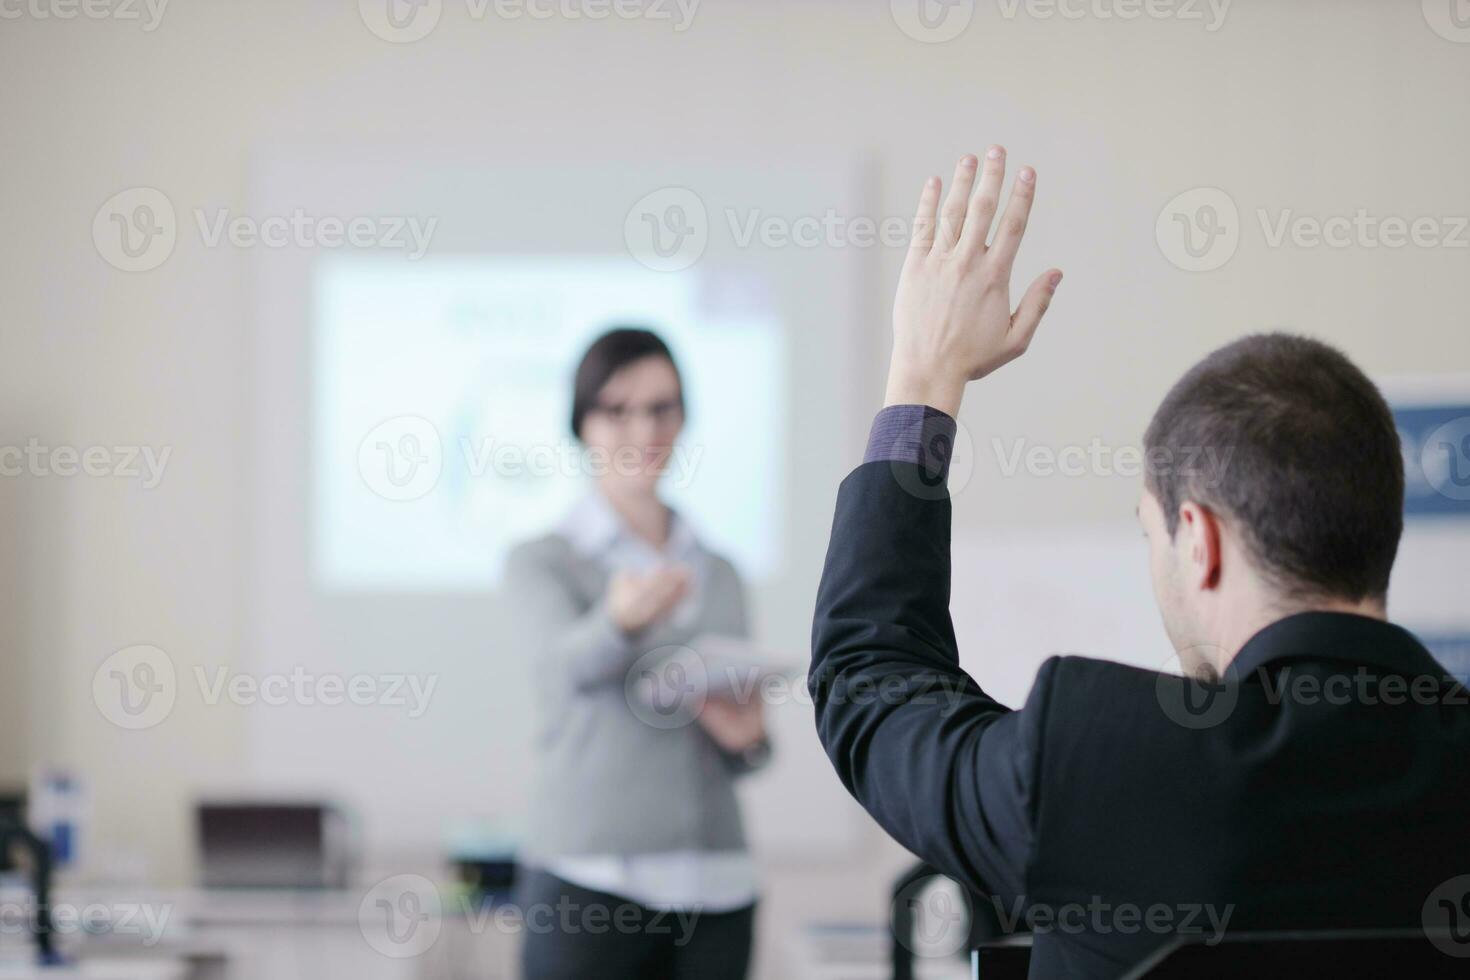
[{"left": 2, "top": 0, "right": 1468, "bottom": 904}]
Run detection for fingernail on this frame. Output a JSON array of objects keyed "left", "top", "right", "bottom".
[
  {"left": 962, "top": 154, "right": 978, "bottom": 168},
  {"left": 1020, "top": 167, "right": 1036, "bottom": 184},
  {"left": 1049, "top": 271, "right": 1063, "bottom": 288},
  {"left": 987, "top": 146, "right": 1003, "bottom": 159},
  {"left": 928, "top": 176, "right": 940, "bottom": 188}
]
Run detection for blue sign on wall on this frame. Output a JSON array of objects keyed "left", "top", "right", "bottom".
[
  {"left": 1393, "top": 404, "right": 1470, "bottom": 518},
  {"left": 1418, "top": 633, "right": 1470, "bottom": 684}
]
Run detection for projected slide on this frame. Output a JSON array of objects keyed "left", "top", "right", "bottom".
[{"left": 313, "top": 256, "right": 786, "bottom": 591}]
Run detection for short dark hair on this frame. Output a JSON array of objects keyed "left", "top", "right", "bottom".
[
  {"left": 1143, "top": 333, "right": 1403, "bottom": 602},
  {"left": 570, "top": 327, "right": 684, "bottom": 439}
]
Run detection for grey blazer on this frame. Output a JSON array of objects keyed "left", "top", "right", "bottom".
[{"left": 506, "top": 513, "right": 765, "bottom": 863}]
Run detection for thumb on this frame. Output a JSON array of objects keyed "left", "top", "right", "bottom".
[{"left": 1010, "top": 268, "right": 1063, "bottom": 355}]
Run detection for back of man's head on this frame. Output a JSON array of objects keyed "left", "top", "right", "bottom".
[{"left": 1144, "top": 333, "right": 1404, "bottom": 605}]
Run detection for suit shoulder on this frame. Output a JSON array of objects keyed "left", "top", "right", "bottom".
[
  {"left": 1032, "top": 653, "right": 1162, "bottom": 694},
  {"left": 1027, "top": 654, "right": 1189, "bottom": 738}
]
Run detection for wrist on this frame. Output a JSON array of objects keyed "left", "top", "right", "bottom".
[{"left": 883, "top": 365, "right": 966, "bottom": 418}]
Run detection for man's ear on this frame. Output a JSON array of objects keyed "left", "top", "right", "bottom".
[{"left": 1175, "top": 501, "right": 1223, "bottom": 591}]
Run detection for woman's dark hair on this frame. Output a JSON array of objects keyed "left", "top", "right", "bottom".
[{"left": 570, "top": 327, "right": 684, "bottom": 439}]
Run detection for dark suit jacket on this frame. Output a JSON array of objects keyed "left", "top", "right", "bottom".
[{"left": 810, "top": 460, "right": 1470, "bottom": 978}]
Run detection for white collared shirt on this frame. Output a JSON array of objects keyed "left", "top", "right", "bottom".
[{"left": 546, "top": 492, "right": 758, "bottom": 913}]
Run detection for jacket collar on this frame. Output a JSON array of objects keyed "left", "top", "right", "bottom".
[{"left": 1227, "top": 611, "right": 1446, "bottom": 681}]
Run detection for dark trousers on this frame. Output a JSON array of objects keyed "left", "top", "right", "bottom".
[{"left": 517, "top": 869, "right": 755, "bottom": 980}]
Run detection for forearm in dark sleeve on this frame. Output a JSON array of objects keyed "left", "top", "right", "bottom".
[{"left": 808, "top": 406, "right": 1040, "bottom": 899}]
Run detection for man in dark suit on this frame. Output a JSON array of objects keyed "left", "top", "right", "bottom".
[{"left": 809, "top": 147, "right": 1470, "bottom": 977}]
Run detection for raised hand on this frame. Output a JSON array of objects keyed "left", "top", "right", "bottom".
[
  {"left": 607, "top": 564, "right": 691, "bottom": 635},
  {"left": 885, "top": 147, "right": 1062, "bottom": 417}
]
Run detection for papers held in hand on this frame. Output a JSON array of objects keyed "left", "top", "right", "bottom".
[{"left": 628, "top": 633, "right": 794, "bottom": 715}]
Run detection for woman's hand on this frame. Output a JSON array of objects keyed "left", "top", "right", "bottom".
[
  {"left": 886, "top": 147, "right": 1062, "bottom": 418},
  {"left": 698, "top": 696, "right": 766, "bottom": 754},
  {"left": 607, "top": 564, "right": 691, "bottom": 635}
]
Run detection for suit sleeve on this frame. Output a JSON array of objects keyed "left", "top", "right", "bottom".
[{"left": 808, "top": 460, "right": 1051, "bottom": 902}]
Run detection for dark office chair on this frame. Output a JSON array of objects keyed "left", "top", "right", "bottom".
[
  {"left": 971, "top": 927, "right": 1469, "bottom": 978},
  {"left": 891, "top": 862, "right": 1007, "bottom": 980},
  {"left": 1122, "top": 928, "right": 1468, "bottom": 978}
]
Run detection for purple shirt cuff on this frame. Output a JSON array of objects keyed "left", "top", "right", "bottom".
[{"left": 863, "top": 405, "right": 958, "bottom": 483}]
